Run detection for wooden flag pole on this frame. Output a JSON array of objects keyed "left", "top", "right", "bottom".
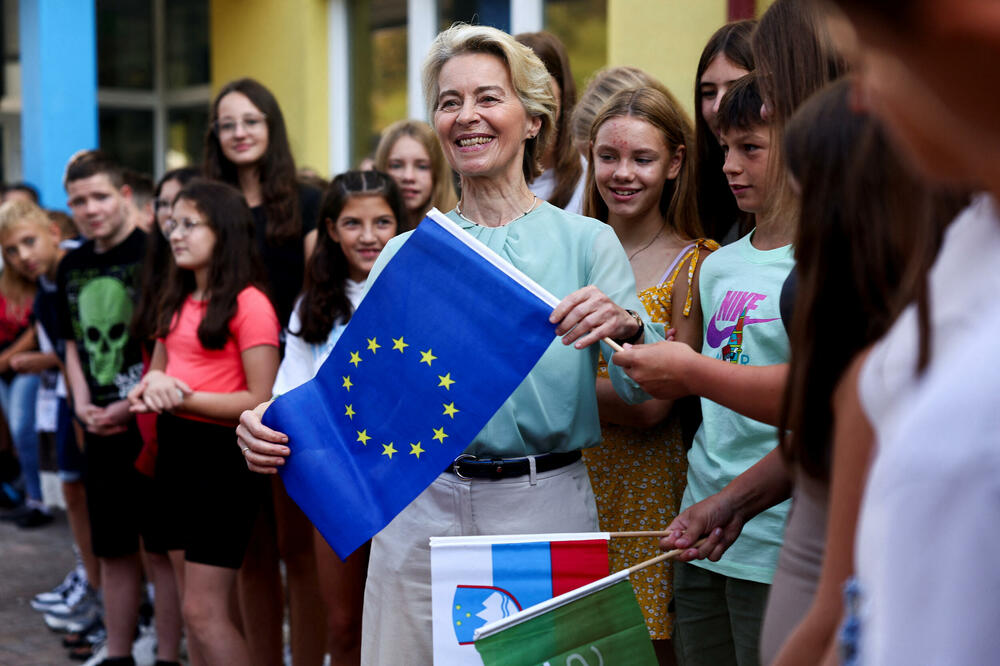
[
  {"left": 610, "top": 530, "right": 673, "bottom": 538},
  {"left": 625, "top": 538, "right": 709, "bottom": 576},
  {"left": 603, "top": 337, "right": 625, "bottom": 353}
]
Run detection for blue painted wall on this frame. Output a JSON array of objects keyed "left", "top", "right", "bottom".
[{"left": 19, "top": 0, "right": 98, "bottom": 210}]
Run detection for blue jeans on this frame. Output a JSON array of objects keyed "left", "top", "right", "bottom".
[{"left": 0, "top": 373, "right": 41, "bottom": 501}]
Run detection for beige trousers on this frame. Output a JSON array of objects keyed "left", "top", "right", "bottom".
[{"left": 360, "top": 459, "right": 599, "bottom": 665}]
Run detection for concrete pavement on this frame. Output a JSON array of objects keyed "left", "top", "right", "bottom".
[{"left": 0, "top": 509, "right": 78, "bottom": 665}]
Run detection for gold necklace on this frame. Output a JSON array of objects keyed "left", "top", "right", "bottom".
[
  {"left": 628, "top": 224, "right": 665, "bottom": 261},
  {"left": 456, "top": 196, "right": 538, "bottom": 227}
]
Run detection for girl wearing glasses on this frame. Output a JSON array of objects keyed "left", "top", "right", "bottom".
[
  {"left": 204, "top": 78, "right": 327, "bottom": 665},
  {"left": 128, "top": 178, "right": 280, "bottom": 665}
]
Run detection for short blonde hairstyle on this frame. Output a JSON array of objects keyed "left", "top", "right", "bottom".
[
  {"left": 374, "top": 120, "right": 458, "bottom": 219},
  {"left": 422, "top": 24, "right": 556, "bottom": 182}
]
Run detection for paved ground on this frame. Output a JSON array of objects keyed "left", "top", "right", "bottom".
[{"left": 0, "top": 508, "right": 78, "bottom": 665}]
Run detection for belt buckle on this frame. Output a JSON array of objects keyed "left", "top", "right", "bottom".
[{"left": 451, "top": 453, "right": 477, "bottom": 480}]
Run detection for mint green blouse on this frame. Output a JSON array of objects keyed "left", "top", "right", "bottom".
[{"left": 362, "top": 203, "right": 660, "bottom": 458}]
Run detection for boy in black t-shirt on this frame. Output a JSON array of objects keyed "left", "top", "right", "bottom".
[{"left": 60, "top": 151, "right": 178, "bottom": 666}]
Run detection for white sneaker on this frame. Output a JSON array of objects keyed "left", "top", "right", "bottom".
[
  {"left": 132, "top": 623, "right": 157, "bottom": 666},
  {"left": 30, "top": 565, "right": 84, "bottom": 611},
  {"left": 43, "top": 581, "right": 97, "bottom": 618},
  {"left": 80, "top": 642, "right": 107, "bottom": 666},
  {"left": 43, "top": 600, "right": 99, "bottom": 634}
]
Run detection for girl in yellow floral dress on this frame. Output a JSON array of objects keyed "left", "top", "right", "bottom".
[{"left": 581, "top": 85, "right": 717, "bottom": 660}]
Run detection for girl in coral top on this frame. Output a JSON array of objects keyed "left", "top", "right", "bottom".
[{"left": 128, "top": 179, "right": 279, "bottom": 665}]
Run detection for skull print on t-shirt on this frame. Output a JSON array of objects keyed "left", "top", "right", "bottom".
[{"left": 57, "top": 229, "right": 146, "bottom": 406}]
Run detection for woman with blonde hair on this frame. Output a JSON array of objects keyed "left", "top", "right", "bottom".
[
  {"left": 374, "top": 119, "right": 457, "bottom": 227},
  {"left": 239, "top": 23, "right": 661, "bottom": 664}
]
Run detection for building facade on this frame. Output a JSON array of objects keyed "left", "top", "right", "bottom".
[{"left": 2, "top": 0, "right": 763, "bottom": 209}]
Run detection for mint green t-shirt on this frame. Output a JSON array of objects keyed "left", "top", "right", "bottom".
[
  {"left": 681, "top": 231, "right": 794, "bottom": 584},
  {"left": 363, "top": 203, "right": 660, "bottom": 458}
]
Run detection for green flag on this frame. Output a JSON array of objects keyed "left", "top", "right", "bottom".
[{"left": 474, "top": 574, "right": 657, "bottom": 666}]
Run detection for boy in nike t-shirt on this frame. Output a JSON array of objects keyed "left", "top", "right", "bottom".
[{"left": 673, "top": 73, "right": 794, "bottom": 664}]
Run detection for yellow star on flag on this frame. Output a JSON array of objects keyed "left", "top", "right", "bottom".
[
  {"left": 438, "top": 373, "right": 455, "bottom": 390},
  {"left": 432, "top": 427, "right": 448, "bottom": 443},
  {"left": 420, "top": 349, "right": 437, "bottom": 366},
  {"left": 442, "top": 402, "right": 459, "bottom": 419},
  {"left": 409, "top": 442, "right": 425, "bottom": 459},
  {"left": 356, "top": 429, "right": 371, "bottom": 445},
  {"left": 344, "top": 404, "right": 355, "bottom": 419},
  {"left": 349, "top": 351, "right": 362, "bottom": 367},
  {"left": 392, "top": 336, "right": 409, "bottom": 352},
  {"left": 381, "top": 442, "right": 397, "bottom": 459},
  {"left": 342, "top": 376, "right": 353, "bottom": 391},
  {"left": 367, "top": 337, "right": 381, "bottom": 353}
]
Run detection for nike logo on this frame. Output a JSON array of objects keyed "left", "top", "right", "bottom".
[
  {"left": 706, "top": 313, "right": 780, "bottom": 348},
  {"left": 705, "top": 290, "right": 779, "bottom": 348}
]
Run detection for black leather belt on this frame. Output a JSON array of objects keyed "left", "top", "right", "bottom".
[{"left": 444, "top": 451, "right": 582, "bottom": 480}]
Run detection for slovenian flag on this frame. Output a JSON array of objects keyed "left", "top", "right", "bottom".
[{"left": 430, "top": 533, "right": 611, "bottom": 665}]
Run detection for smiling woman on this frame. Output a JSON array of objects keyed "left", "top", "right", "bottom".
[{"left": 237, "top": 23, "right": 664, "bottom": 665}]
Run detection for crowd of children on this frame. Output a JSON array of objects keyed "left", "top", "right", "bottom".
[{"left": 3, "top": 0, "right": 997, "bottom": 664}]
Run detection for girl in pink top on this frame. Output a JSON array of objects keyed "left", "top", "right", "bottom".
[{"left": 128, "top": 179, "right": 279, "bottom": 665}]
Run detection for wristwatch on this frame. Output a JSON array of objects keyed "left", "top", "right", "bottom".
[{"left": 615, "top": 309, "right": 645, "bottom": 345}]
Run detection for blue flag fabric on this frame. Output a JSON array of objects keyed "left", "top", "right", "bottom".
[{"left": 262, "top": 210, "right": 558, "bottom": 559}]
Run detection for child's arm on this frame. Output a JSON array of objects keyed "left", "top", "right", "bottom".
[
  {"left": 598, "top": 249, "right": 708, "bottom": 428},
  {"left": 65, "top": 340, "right": 128, "bottom": 435},
  {"left": 612, "top": 342, "right": 788, "bottom": 426},
  {"left": 9, "top": 351, "right": 60, "bottom": 373},
  {"left": 129, "top": 341, "right": 192, "bottom": 413},
  {"left": 304, "top": 229, "right": 318, "bottom": 261},
  {"left": 659, "top": 447, "right": 793, "bottom": 560},
  {"left": 65, "top": 340, "right": 94, "bottom": 422},
  {"left": 179, "top": 344, "right": 279, "bottom": 422},
  {"left": 0, "top": 327, "right": 37, "bottom": 373}
]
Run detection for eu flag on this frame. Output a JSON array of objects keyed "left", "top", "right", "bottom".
[{"left": 262, "top": 209, "right": 559, "bottom": 559}]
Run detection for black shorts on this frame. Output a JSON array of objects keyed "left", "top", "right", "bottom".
[
  {"left": 156, "top": 413, "right": 266, "bottom": 569},
  {"left": 83, "top": 423, "right": 167, "bottom": 558}
]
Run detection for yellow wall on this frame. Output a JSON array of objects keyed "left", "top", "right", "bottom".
[
  {"left": 210, "top": 0, "right": 329, "bottom": 175},
  {"left": 608, "top": 0, "right": 727, "bottom": 118},
  {"left": 608, "top": 0, "right": 774, "bottom": 119}
]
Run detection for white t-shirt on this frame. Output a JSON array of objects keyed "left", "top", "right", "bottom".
[
  {"left": 858, "top": 194, "right": 1000, "bottom": 441},
  {"left": 854, "top": 302, "right": 1000, "bottom": 665},
  {"left": 528, "top": 158, "right": 586, "bottom": 215},
  {"left": 272, "top": 279, "right": 364, "bottom": 395},
  {"left": 855, "top": 194, "right": 1000, "bottom": 663}
]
